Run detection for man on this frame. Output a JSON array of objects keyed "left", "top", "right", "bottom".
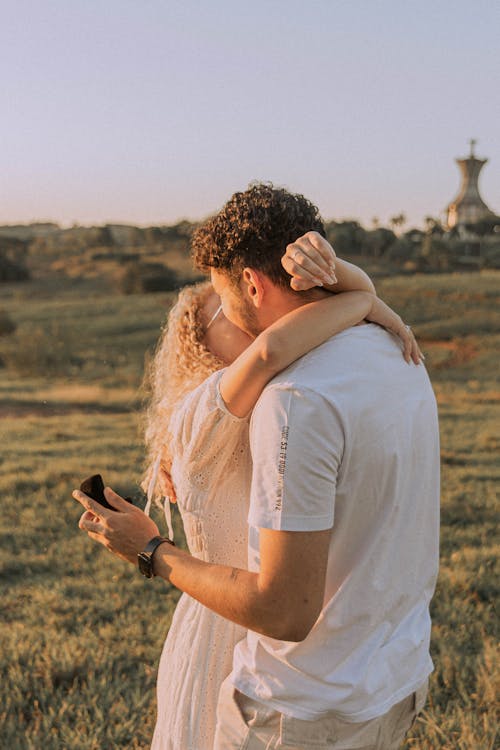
[{"left": 75, "top": 184, "right": 440, "bottom": 749}]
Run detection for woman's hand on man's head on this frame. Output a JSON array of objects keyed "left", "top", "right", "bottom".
[{"left": 282, "top": 232, "right": 338, "bottom": 291}]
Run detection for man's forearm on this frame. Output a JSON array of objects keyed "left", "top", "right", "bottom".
[
  {"left": 74, "top": 488, "right": 329, "bottom": 641},
  {"left": 154, "top": 544, "right": 307, "bottom": 641}
]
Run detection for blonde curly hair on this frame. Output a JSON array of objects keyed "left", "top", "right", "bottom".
[{"left": 141, "top": 281, "right": 224, "bottom": 506}]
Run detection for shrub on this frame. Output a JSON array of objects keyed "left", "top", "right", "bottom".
[
  {"left": 1, "top": 323, "right": 82, "bottom": 376},
  {"left": 364, "top": 228, "right": 397, "bottom": 257},
  {"left": 0, "top": 310, "right": 16, "bottom": 337},
  {"left": 0, "top": 252, "right": 30, "bottom": 282},
  {"left": 91, "top": 251, "right": 140, "bottom": 262},
  {"left": 325, "top": 220, "right": 368, "bottom": 255},
  {"left": 117, "top": 262, "right": 181, "bottom": 294},
  {"left": 385, "top": 236, "right": 417, "bottom": 262}
]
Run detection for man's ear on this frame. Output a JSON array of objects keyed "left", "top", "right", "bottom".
[{"left": 242, "top": 268, "right": 265, "bottom": 308}]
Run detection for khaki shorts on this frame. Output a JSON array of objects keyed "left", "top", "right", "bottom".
[{"left": 213, "top": 676, "right": 428, "bottom": 750}]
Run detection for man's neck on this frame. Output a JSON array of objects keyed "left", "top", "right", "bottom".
[{"left": 257, "top": 286, "right": 331, "bottom": 331}]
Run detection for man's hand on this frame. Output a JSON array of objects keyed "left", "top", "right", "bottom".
[
  {"left": 282, "top": 231, "right": 337, "bottom": 291},
  {"left": 73, "top": 487, "right": 160, "bottom": 566}
]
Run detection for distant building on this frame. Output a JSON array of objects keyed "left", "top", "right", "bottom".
[{"left": 447, "top": 140, "right": 494, "bottom": 228}]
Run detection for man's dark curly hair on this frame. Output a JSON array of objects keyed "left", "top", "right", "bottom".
[{"left": 191, "top": 183, "right": 326, "bottom": 288}]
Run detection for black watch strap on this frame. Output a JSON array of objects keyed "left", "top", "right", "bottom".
[{"left": 138, "top": 535, "right": 175, "bottom": 578}]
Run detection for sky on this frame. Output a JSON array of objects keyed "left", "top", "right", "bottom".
[{"left": 1, "top": 0, "right": 499, "bottom": 229}]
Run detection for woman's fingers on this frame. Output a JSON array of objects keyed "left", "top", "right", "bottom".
[
  {"left": 281, "top": 254, "right": 323, "bottom": 289},
  {"left": 283, "top": 232, "right": 338, "bottom": 289},
  {"left": 401, "top": 325, "right": 423, "bottom": 365},
  {"left": 159, "top": 466, "right": 177, "bottom": 504},
  {"left": 287, "top": 238, "right": 337, "bottom": 282},
  {"left": 289, "top": 275, "right": 316, "bottom": 292},
  {"left": 404, "top": 332, "right": 412, "bottom": 364},
  {"left": 406, "top": 326, "right": 425, "bottom": 364},
  {"left": 306, "top": 231, "right": 337, "bottom": 269}
]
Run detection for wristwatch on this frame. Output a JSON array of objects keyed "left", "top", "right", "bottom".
[{"left": 138, "top": 535, "right": 175, "bottom": 578}]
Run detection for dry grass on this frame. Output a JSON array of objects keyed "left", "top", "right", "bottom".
[{"left": 0, "top": 271, "right": 498, "bottom": 748}]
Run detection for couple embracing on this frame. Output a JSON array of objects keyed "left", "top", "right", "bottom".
[{"left": 74, "top": 184, "right": 440, "bottom": 750}]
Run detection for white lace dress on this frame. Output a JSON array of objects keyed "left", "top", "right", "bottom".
[{"left": 151, "top": 370, "right": 251, "bottom": 750}]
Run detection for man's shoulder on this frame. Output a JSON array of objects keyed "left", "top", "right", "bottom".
[
  {"left": 265, "top": 324, "right": 388, "bottom": 388},
  {"left": 250, "top": 335, "right": 346, "bottom": 424},
  {"left": 259, "top": 323, "right": 434, "bottom": 412}
]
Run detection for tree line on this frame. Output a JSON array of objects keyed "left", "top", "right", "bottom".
[{"left": 1, "top": 213, "right": 499, "bottom": 286}]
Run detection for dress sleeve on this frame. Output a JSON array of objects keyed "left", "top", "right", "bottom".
[
  {"left": 248, "top": 384, "right": 344, "bottom": 532},
  {"left": 169, "top": 369, "right": 249, "bottom": 495}
]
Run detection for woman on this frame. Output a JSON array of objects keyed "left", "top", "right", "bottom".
[{"left": 142, "top": 242, "right": 420, "bottom": 750}]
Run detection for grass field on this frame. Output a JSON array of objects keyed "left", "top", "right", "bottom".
[{"left": 0, "top": 271, "right": 498, "bottom": 749}]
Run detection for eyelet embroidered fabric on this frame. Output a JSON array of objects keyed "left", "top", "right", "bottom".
[{"left": 150, "top": 370, "right": 252, "bottom": 750}]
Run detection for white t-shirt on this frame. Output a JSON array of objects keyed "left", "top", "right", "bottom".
[{"left": 232, "top": 324, "right": 440, "bottom": 722}]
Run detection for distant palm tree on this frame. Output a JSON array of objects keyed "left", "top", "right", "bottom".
[
  {"left": 389, "top": 213, "right": 407, "bottom": 233},
  {"left": 424, "top": 216, "right": 443, "bottom": 235}
]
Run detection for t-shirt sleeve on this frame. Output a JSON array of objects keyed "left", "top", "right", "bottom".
[
  {"left": 248, "top": 384, "right": 343, "bottom": 532},
  {"left": 168, "top": 369, "right": 249, "bottom": 491}
]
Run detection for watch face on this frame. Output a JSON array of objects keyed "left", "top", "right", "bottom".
[{"left": 138, "top": 552, "right": 153, "bottom": 578}]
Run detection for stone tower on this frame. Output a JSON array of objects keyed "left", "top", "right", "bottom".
[{"left": 447, "top": 140, "right": 494, "bottom": 228}]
